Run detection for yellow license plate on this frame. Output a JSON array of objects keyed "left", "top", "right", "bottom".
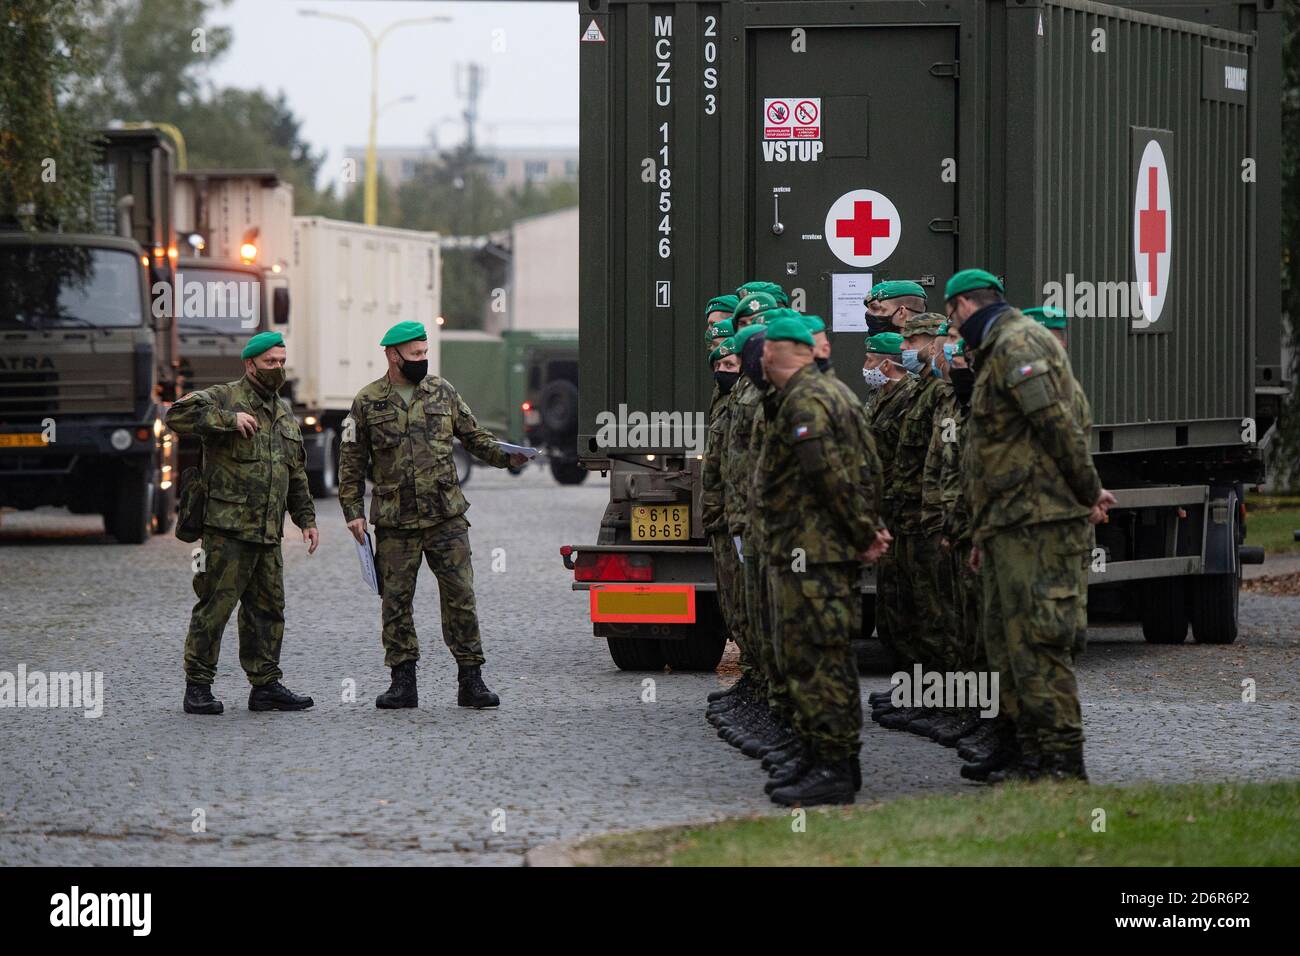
[
  {"left": 631, "top": 504, "right": 689, "bottom": 541},
  {"left": 0, "top": 433, "right": 47, "bottom": 448}
]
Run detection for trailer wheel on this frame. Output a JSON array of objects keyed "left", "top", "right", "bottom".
[
  {"left": 1189, "top": 572, "right": 1240, "bottom": 644},
  {"left": 453, "top": 443, "right": 472, "bottom": 486},
  {"left": 110, "top": 466, "right": 153, "bottom": 544},
  {"left": 606, "top": 636, "right": 665, "bottom": 671},
  {"left": 1139, "top": 578, "right": 1189, "bottom": 644},
  {"left": 308, "top": 428, "right": 338, "bottom": 498},
  {"left": 659, "top": 594, "right": 726, "bottom": 671},
  {"left": 550, "top": 458, "right": 588, "bottom": 485}
]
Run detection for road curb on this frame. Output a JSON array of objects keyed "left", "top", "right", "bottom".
[{"left": 523, "top": 838, "right": 587, "bottom": 867}]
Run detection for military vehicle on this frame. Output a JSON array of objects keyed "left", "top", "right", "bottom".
[
  {"left": 0, "top": 128, "right": 180, "bottom": 543},
  {"left": 563, "top": 0, "right": 1283, "bottom": 669},
  {"left": 439, "top": 329, "right": 583, "bottom": 485}
]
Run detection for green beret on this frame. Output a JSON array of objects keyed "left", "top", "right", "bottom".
[
  {"left": 937, "top": 321, "right": 949, "bottom": 335},
  {"left": 733, "top": 291, "right": 781, "bottom": 324},
  {"left": 865, "top": 331, "right": 904, "bottom": 355},
  {"left": 380, "top": 320, "right": 428, "bottom": 347},
  {"left": 710, "top": 336, "right": 739, "bottom": 365},
  {"left": 705, "top": 318, "right": 735, "bottom": 344},
  {"left": 953, "top": 339, "right": 966, "bottom": 357},
  {"left": 764, "top": 315, "right": 814, "bottom": 347},
  {"left": 732, "top": 323, "right": 766, "bottom": 352},
  {"left": 868, "top": 280, "right": 927, "bottom": 305},
  {"left": 735, "top": 281, "right": 789, "bottom": 306},
  {"left": 1024, "top": 305, "right": 1068, "bottom": 330},
  {"left": 705, "top": 294, "right": 740, "bottom": 317},
  {"left": 801, "top": 314, "right": 827, "bottom": 335},
  {"left": 241, "top": 331, "right": 284, "bottom": 360},
  {"left": 901, "top": 312, "right": 946, "bottom": 337},
  {"left": 944, "top": 268, "right": 1004, "bottom": 301}
]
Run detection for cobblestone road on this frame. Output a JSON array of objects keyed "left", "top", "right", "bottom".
[{"left": 1, "top": 465, "right": 1297, "bottom": 865}]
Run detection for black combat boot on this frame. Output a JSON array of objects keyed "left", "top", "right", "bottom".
[
  {"left": 877, "top": 706, "right": 925, "bottom": 730},
  {"left": 761, "top": 737, "right": 804, "bottom": 772},
  {"left": 183, "top": 682, "right": 223, "bottom": 715},
  {"left": 986, "top": 750, "right": 1043, "bottom": 784},
  {"left": 770, "top": 758, "right": 856, "bottom": 807},
  {"left": 1039, "top": 747, "right": 1088, "bottom": 782},
  {"left": 707, "top": 676, "right": 749, "bottom": 703},
  {"left": 706, "top": 690, "right": 749, "bottom": 719},
  {"left": 248, "top": 681, "right": 314, "bottom": 712},
  {"left": 959, "top": 725, "right": 1018, "bottom": 781},
  {"left": 904, "top": 710, "right": 947, "bottom": 737},
  {"left": 934, "top": 711, "right": 982, "bottom": 747},
  {"left": 457, "top": 664, "right": 500, "bottom": 708},
  {"left": 764, "top": 745, "right": 814, "bottom": 794},
  {"left": 375, "top": 660, "right": 418, "bottom": 709},
  {"left": 741, "top": 720, "right": 794, "bottom": 759},
  {"left": 957, "top": 718, "right": 1005, "bottom": 762},
  {"left": 867, "top": 689, "right": 894, "bottom": 707}
]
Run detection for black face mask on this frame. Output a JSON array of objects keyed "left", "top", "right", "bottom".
[
  {"left": 399, "top": 357, "right": 429, "bottom": 385},
  {"left": 958, "top": 301, "right": 1008, "bottom": 352},
  {"left": 865, "top": 314, "right": 892, "bottom": 337},
  {"left": 740, "top": 332, "right": 767, "bottom": 388},
  {"left": 950, "top": 367, "right": 975, "bottom": 405},
  {"left": 713, "top": 369, "right": 740, "bottom": 394},
  {"left": 815, "top": 356, "right": 832, "bottom": 373}
]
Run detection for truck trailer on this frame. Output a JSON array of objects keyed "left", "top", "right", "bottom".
[{"left": 564, "top": 0, "right": 1283, "bottom": 670}]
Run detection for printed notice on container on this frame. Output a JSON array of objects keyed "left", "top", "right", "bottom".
[
  {"left": 831, "top": 273, "right": 873, "bottom": 332},
  {"left": 764, "top": 98, "right": 821, "bottom": 140}
]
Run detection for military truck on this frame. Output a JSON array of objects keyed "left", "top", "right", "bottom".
[
  {"left": 439, "top": 329, "right": 584, "bottom": 485},
  {"left": 563, "top": 0, "right": 1283, "bottom": 670},
  {"left": 0, "top": 128, "right": 180, "bottom": 543}
]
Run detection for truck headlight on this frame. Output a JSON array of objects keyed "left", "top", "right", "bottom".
[{"left": 110, "top": 428, "right": 132, "bottom": 451}]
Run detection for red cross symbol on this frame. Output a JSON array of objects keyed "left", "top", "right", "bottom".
[
  {"left": 835, "top": 201, "right": 891, "bottom": 257},
  {"left": 1137, "top": 165, "right": 1166, "bottom": 297}
]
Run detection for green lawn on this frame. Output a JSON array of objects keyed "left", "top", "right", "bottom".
[
  {"left": 578, "top": 780, "right": 1300, "bottom": 866},
  {"left": 1245, "top": 495, "right": 1300, "bottom": 554}
]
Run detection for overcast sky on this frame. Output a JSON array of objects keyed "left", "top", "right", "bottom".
[{"left": 207, "top": 0, "right": 580, "bottom": 189}]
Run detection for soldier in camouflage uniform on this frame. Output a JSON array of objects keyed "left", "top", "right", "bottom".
[
  {"left": 167, "top": 331, "right": 318, "bottom": 715},
  {"left": 339, "top": 321, "right": 529, "bottom": 711},
  {"left": 859, "top": 333, "right": 919, "bottom": 708},
  {"left": 756, "top": 316, "right": 888, "bottom": 806},
  {"left": 702, "top": 327, "right": 752, "bottom": 705},
  {"left": 945, "top": 270, "right": 1113, "bottom": 783}
]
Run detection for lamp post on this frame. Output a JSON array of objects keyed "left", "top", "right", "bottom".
[{"left": 299, "top": 9, "right": 450, "bottom": 225}]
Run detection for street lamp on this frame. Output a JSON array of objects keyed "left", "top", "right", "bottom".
[{"left": 299, "top": 9, "right": 451, "bottom": 225}]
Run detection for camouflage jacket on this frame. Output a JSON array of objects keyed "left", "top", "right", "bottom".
[
  {"left": 757, "top": 364, "right": 883, "bottom": 566},
  {"left": 939, "top": 399, "right": 973, "bottom": 543},
  {"left": 747, "top": 399, "right": 771, "bottom": 553},
  {"left": 890, "top": 373, "right": 948, "bottom": 534},
  {"left": 867, "top": 374, "right": 917, "bottom": 526},
  {"left": 965, "top": 309, "right": 1101, "bottom": 542},
  {"left": 701, "top": 383, "right": 731, "bottom": 534},
  {"left": 922, "top": 388, "right": 960, "bottom": 536},
  {"left": 166, "top": 376, "right": 315, "bottom": 544},
  {"left": 723, "top": 376, "right": 765, "bottom": 537},
  {"left": 339, "top": 374, "right": 510, "bottom": 529}
]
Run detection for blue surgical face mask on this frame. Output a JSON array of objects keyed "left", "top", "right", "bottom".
[
  {"left": 929, "top": 355, "right": 944, "bottom": 378},
  {"left": 942, "top": 342, "right": 957, "bottom": 363},
  {"left": 900, "top": 349, "right": 923, "bottom": 374}
]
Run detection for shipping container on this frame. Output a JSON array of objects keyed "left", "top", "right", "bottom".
[{"left": 568, "top": 0, "right": 1283, "bottom": 668}]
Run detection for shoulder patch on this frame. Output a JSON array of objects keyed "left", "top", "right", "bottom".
[{"left": 1008, "top": 358, "right": 1049, "bottom": 387}]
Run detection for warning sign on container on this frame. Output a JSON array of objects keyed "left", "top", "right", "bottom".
[{"left": 764, "top": 97, "right": 821, "bottom": 140}]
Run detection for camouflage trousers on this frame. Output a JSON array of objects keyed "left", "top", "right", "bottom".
[
  {"left": 742, "top": 545, "right": 785, "bottom": 715},
  {"left": 710, "top": 531, "right": 757, "bottom": 683},
  {"left": 900, "top": 531, "right": 960, "bottom": 673},
  {"left": 981, "top": 519, "right": 1090, "bottom": 755},
  {"left": 375, "top": 516, "right": 484, "bottom": 668},
  {"left": 768, "top": 561, "right": 862, "bottom": 762},
  {"left": 184, "top": 530, "right": 285, "bottom": 687},
  {"left": 875, "top": 547, "right": 919, "bottom": 670},
  {"left": 952, "top": 539, "right": 985, "bottom": 671}
]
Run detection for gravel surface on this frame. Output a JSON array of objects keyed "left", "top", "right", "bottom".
[{"left": 1, "top": 464, "right": 1296, "bottom": 866}]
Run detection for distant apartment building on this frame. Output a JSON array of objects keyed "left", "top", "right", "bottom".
[{"left": 344, "top": 145, "right": 578, "bottom": 195}]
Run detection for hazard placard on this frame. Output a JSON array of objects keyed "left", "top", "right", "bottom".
[
  {"left": 824, "top": 189, "right": 901, "bottom": 268},
  {"left": 581, "top": 19, "right": 605, "bottom": 43},
  {"left": 764, "top": 97, "right": 820, "bottom": 140}
]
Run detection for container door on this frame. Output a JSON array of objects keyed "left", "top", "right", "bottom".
[{"left": 749, "top": 25, "right": 958, "bottom": 390}]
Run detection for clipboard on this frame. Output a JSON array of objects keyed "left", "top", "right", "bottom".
[{"left": 356, "top": 530, "right": 382, "bottom": 596}]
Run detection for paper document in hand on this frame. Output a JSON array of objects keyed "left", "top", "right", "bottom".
[
  {"left": 494, "top": 440, "right": 539, "bottom": 459},
  {"left": 356, "top": 531, "right": 380, "bottom": 595}
]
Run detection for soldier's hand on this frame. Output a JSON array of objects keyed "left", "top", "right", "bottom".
[
  {"left": 968, "top": 545, "right": 983, "bottom": 573},
  {"left": 347, "top": 517, "right": 367, "bottom": 545},
  {"left": 1090, "top": 488, "right": 1117, "bottom": 525},
  {"left": 234, "top": 412, "right": 259, "bottom": 437},
  {"left": 862, "top": 528, "right": 892, "bottom": 564},
  {"left": 302, "top": 527, "right": 319, "bottom": 555},
  {"left": 940, "top": 536, "right": 952, "bottom": 552},
  {"left": 507, "top": 452, "right": 529, "bottom": 468}
]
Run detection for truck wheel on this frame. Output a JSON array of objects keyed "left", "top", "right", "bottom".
[
  {"left": 606, "top": 636, "right": 665, "bottom": 671},
  {"left": 453, "top": 443, "right": 472, "bottom": 486},
  {"left": 1189, "top": 572, "right": 1240, "bottom": 644},
  {"left": 538, "top": 378, "right": 579, "bottom": 435},
  {"left": 110, "top": 467, "right": 153, "bottom": 544},
  {"left": 659, "top": 594, "right": 726, "bottom": 671},
  {"left": 308, "top": 428, "right": 338, "bottom": 498},
  {"left": 1139, "top": 578, "right": 1189, "bottom": 644},
  {"left": 550, "top": 459, "right": 588, "bottom": 485}
]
